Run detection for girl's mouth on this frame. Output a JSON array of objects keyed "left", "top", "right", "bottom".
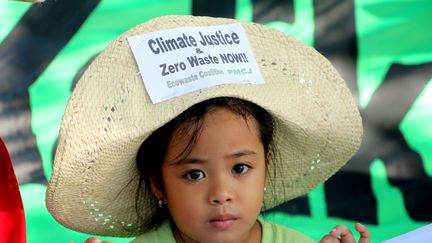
[{"left": 208, "top": 214, "right": 238, "bottom": 230}]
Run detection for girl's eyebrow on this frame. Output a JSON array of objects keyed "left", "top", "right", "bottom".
[
  {"left": 228, "top": 149, "right": 256, "bottom": 158},
  {"left": 171, "top": 158, "right": 205, "bottom": 166},
  {"left": 170, "top": 149, "right": 257, "bottom": 166}
]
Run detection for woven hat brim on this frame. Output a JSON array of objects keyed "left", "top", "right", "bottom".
[{"left": 46, "top": 15, "right": 362, "bottom": 237}]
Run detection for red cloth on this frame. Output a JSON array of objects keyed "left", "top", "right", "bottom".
[{"left": 0, "top": 138, "right": 26, "bottom": 243}]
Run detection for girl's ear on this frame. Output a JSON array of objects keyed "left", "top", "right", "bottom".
[{"left": 149, "top": 175, "right": 164, "bottom": 200}]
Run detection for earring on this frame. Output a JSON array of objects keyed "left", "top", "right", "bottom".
[
  {"left": 158, "top": 199, "right": 164, "bottom": 208},
  {"left": 264, "top": 187, "right": 267, "bottom": 192}
]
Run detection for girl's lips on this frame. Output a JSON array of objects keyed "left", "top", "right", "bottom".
[{"left": 208, "top": 214, "right": 237, "bottom": 230}]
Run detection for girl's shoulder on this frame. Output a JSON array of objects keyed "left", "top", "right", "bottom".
[
  {"left": 131, "top": 221, "right": 175, "bottom": 243},
  {"left": 259, "top": 219, "right": 316, "bottom": 243}
]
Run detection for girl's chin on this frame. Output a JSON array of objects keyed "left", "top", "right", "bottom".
[{"left": 179, "top": 230, "right": 241, "bottom": 243}]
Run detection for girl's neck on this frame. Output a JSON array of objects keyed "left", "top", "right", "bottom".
[{"left": 170, "top": 220, "right": 263, "bottom": 243}]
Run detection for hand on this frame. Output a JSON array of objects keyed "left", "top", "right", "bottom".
[{"left": 319, "top": 223, "right": 370, "bottom": 243}]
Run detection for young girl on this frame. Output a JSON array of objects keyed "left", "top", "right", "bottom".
[{"left": 47, "top": 15, "right": 369, "bottom": 242}]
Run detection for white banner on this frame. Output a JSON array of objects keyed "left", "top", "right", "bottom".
[{"left": 128, "top": 23, "right": 264, "bottom": 103}]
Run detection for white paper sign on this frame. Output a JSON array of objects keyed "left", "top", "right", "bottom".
[
  {"left": 128, "top": 23, "right": 265, "bottom": 103},
  {"left": 383, "top": 224, "right": 432, "bottom": 243}
]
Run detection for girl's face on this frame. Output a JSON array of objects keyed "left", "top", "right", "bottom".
[{"left": 153, "top": 107, "right": 268, "bottom": 243}]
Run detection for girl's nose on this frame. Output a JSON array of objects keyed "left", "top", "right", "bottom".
[
  {"left": 208, "top": 180, "right": 233, "bottom": 205},
  {"left": 211, "top": 195, "right": 232, "bottom": 205}
]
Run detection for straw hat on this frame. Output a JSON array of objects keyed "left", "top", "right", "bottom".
[{"left": 46, "top": 15, "right": 362, "bottom": 237}]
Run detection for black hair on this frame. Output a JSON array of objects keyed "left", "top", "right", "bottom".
[{"left": 135, "top": 97, "right": 275, "bottom": 231}]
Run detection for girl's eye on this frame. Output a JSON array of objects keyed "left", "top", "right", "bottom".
[
  {"left": 184, "top": 169, "right": 205, "bottom": 180},
  {"left": 232, "top": 164, "right": 250, "bottom": 175}
]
